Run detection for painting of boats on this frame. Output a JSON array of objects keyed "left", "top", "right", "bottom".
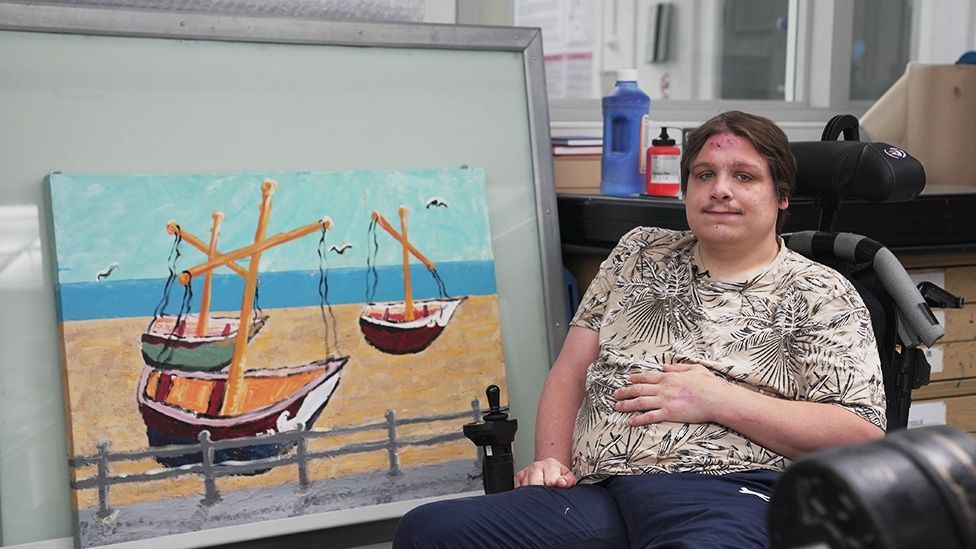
[
  {"left": 359, "top": 297, "right": 464, "bottom": 354},
  {"left": 141, "top": 313, "right": 269, "bottom": 371},
  {"left": 137, "top": 356, "right": 346, "bottom": 465},
  {"left": 46, "top": 168, "right": 508, "bottom": 548}
]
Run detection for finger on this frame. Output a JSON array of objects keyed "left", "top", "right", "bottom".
[
  {"left": 663, "top": 363, "right": 695, "bottom": 372},
  {"left": 514, "top": 469, "right": 525, "bottom": 488},
  {"left": 615, "top": 395, "right": 661, "bottom": 413},
  {"left": 562, "top": 471, "right": 578, "bottom": 487},
  {"left": 628, "top": 409, "right": 666, "bottom": 426},
  {"left": 543, "top": 465, "right": 564, "bottom": 487},
  {"left": 614, "top": 382, "right": 661, "bottom": 400},
  {"left": 556, "top": 470, "right": 578, "bottom": 488},
  {"left": 627, "top": 371, "right": 664, "bottom": 384},
  {"left": 526, "top": 466, "right": 546, "bottom": 486}
]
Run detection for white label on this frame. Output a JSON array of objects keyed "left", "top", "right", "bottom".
[
  {"left": 923, "top": 345, "right": 944, "bottom": 373},
  {"left": 638, "top": 114, "right": 650, "bottom": 174},
  {"left": 909, "top": 270, "right": 946, "bottom": 289},
  {"left": 651, "top": 154, "right": 681, "bottom": 184},
  {"left": 907, "top": 401, "right": 947, "bottom": 429}
]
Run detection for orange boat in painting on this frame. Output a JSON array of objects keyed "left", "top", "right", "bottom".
[
  {"left": 139, "top": 180, "right": 346, "bottom": 466},
  {"left": 359, "top": 207, "right": 463, "bottom": 355},
  {"left": 137, "top": 356, "right": 346, "bottom": 465}
]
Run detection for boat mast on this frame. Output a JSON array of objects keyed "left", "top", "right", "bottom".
[
  {"left": 167, "top": 221, "right": 248, "bottom": 279},
  {"left": 369, "top": 210, "right": 438, "bottom": 310},
  {"left": 175, "top": 180, "right": 335, "bottom": 415},
  {"left": 398, "top": 206, "right": 415, "bottom": 321},
  {"left": 222, "top": 180, "right": 276, "bottom": 416},
  {"left": 196, "top": 211, "right": 224, "bottom": 337}
]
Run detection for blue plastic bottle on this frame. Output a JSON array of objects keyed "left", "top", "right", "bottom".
[{"left": 601, "top": 69, "right": 651, "bottom": 196}]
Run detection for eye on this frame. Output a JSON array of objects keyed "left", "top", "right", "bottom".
[
  {"left": 695, "top": 171, "right": 714, "bottom": 181},
  {"left": 735, "top": 173, "right": 754, "bottom": 182}
]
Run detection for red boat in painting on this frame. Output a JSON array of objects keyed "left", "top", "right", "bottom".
[
  {"left": 137, "top": 356, "right": 346, "bottom": 465},
  {"left": 359, "top": 297, "right": 464, "bottom": 354},
  {"left": 359, "top": 207, "right": 464, "bottom": 355}
]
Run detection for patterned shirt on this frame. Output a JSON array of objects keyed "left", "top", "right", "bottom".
[{"left": 570, "top": 227, "right": 886, "bottom": 482}]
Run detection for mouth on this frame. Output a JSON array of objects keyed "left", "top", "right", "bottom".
[{"left": 702, "top": 210, "right": 741, "bottom": 217}]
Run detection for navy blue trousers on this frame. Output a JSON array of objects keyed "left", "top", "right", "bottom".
[{"left": 393, "top": 470, "right": 779, "bottom": 548}]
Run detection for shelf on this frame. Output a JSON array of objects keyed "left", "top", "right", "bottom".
[{"left": 556, "top": 192, "right": 976, "bottom": 256}]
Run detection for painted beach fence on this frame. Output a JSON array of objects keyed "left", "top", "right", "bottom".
[{"left": 47, "top": 169, "right": 507, "bottom": 547}]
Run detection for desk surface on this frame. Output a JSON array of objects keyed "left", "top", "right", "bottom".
[{"left": 557, "top": 188, "right": 976, "bottom": 255}]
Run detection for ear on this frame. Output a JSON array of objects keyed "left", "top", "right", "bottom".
[{"left": 778, "top": 197, "right": 789, "bottom": 210}]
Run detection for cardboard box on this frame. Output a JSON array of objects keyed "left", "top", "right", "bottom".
[
  {"left": 908, "top": 397, "right": 976, "bottom": 432},
  {"left": 926, "top": 340, "right": 976, "bottom": 382},
  {"left": 553, "top": 155, "right": 600, "bottom": 194},
  {"left": 939, "top": 304, "right": 976, "bottom": 343},
  {"left": 913, "top": 377, "right": 976, "bottom": 401},
  {"left": 861, "top": 64, "right": 976, "bottom": 187},
  {"left": 899, "top": 252, "right": 976, "bottom": 270}
]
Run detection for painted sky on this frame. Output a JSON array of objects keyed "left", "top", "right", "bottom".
[{"left": 48, "top": 169, "right": 492, "bottom": 284}]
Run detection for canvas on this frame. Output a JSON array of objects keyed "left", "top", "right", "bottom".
[{"left": 46, "top": 169, "right": 507, "bottom": 547}]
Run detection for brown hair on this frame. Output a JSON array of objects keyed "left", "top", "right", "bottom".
[{"left": 680, "top": 111, "right": 796, "bottom": 231}]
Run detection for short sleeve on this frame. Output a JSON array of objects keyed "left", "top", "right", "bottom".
[
  {"left": 570, "top": 226, "right": 650, "bottom": 332},
  {"left": 800, "top": 282, "right": 888, "bottom": 431}
]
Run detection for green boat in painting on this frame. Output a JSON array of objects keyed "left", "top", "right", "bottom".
[{"left": 141, "top": 313, "right": 269, "bottom": 371}]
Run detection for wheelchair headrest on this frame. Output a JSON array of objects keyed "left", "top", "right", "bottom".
[{"left": 789, "top": 141, "right": 926, "bottom": 203}]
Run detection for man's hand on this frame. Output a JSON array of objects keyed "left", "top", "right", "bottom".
[
  {"left": 514, "top": 457, "right": 577, "bottom": 488},
  {"left": 612, "top": 363, "right": 728, "bottom": 426}
]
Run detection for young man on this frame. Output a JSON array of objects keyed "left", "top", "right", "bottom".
[{"left": 394, "top": 111, "right": 886, "bottom": 548}]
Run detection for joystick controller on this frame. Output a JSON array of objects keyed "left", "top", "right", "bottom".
[{"left": 463, "top": 384, "right": 518, "bottom": 494}]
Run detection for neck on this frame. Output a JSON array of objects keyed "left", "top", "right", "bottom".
[{"left": 697, "top": 236, "right": 781, "bottom": 280}]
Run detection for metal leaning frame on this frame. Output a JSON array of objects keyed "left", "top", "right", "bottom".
[
  {"left": 0, "top": 2, "right": 567, "bottom": 361},
  {"left": 0, "top": 3, "right": 566, "bottom": 546}
]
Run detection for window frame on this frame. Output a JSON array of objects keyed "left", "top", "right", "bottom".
[{"left": 541, "top": 1, "right": 886, "bottom": 126}]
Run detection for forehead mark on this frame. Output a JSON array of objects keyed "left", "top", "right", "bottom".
[{"left": 707, "top": 134, "right": 743, "bottom": 148}]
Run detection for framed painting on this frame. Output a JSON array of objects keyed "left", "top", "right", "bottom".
[{"left": 0, "top": 5, "right": 563, "bottom": 546}]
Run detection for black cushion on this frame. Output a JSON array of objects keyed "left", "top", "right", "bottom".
[{"left": 789, "top": 141, "right": 926, "bottom": 202}]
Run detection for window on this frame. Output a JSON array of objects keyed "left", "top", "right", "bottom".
[{"left": 501, "top": 0, "right": 954, "bottom": 125}]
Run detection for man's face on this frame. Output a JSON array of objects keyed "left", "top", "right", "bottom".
[{"left": 683, "top": 132, "right": 788, "bottom": 250}]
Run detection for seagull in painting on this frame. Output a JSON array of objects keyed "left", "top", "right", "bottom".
[
  {"left": 329, "top": 242, "right": 353, "bottom": 255},
  {"left": 95, "top": 262, "right": 119, "bottom": 282},
  {"left": 425, "top": 197, "right": 449, "bottom": 209}
]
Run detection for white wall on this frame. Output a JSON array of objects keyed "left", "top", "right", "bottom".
[{"left": 913, "top": 0, "right": 976, "bottom": 63}]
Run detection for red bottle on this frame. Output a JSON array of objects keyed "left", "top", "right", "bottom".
[{"left": 646, "top": 127, "right": 681, "bottom": 197}]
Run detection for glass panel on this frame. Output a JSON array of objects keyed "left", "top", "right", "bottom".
[
  {"left": 719, "top": 0, "right": 790, "bottom": 100},
  {"left": 850, "top": 0, "right": 911, "bottom": 100},
  {"left": 518, "top": 0, "right": 795, "bottom": 101}
]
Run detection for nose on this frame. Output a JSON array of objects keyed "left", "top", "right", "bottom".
[{"left": 710, "top": 174, "right": 733, "bottom": 201}]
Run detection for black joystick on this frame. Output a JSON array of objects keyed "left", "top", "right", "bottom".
[{"left": 463, "top": 384, "right": 518, "bottom": 494}]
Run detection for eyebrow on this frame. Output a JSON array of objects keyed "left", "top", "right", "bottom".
[{"left": 690, "top": 160, "right": 765, "bottom": 172}]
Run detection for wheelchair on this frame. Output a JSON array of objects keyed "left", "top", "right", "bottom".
[{"left": 464, "top": 115, "right": 974, "bottom": 548}]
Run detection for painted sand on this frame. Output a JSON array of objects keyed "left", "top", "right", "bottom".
[{"left": 62, "top": 296, "right": 505, "bottom": 510}]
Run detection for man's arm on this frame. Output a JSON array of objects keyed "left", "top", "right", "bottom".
[
  {"left": 513, "top": 326, "right": 598, "bottom": 487},
  {"left": 614, "top": 363, "right": 884, "bottom": 459}
]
